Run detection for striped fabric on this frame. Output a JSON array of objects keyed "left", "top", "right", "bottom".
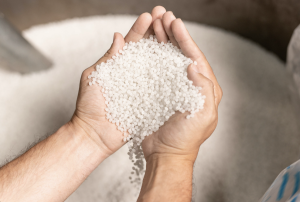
[{"left": 260, "top": 160, "right": 300, "bottom": 202}]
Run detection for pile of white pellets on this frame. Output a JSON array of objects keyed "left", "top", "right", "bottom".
[{"left": 88, "top": 35, "right": 205, "bottom": 184}]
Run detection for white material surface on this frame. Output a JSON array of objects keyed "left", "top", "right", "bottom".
[{"left": 0, "top": 15, "right": 299, "bottom": 202}]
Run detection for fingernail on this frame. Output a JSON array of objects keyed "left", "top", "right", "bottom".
[{"left": 191, "top": 64, "right": 200, "bottom": 73}]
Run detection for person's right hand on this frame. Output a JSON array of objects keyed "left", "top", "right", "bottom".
[
  {"left": 70, "top": 6, "right": 168, "bottom": 159},
  {"left": 141, "top": 10, "right": 223, "bottom": 164}
]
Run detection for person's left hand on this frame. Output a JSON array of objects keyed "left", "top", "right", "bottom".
[
  {"left": 141, "top": 10, "right": 223, "bottom": 164},
  {"left": 70, "top": 6, "right": 168, "bottom": 158}
]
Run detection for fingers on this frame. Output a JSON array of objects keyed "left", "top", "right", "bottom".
[
  {"left": 144, "top": 6, "right": 167, "bottom": 38},
  {"left": 162, "top": 11, "right": 179, "bottom": 47},
  {"left": 152, "top": 6, "right": 167, "bottom": 21},
  {"left": 83, "top": 32, "right": 125, "bottom": 79},
  {"left": 125, "top": 6, "right": 166, "bottom": 42},
  {"left": 187, "top": 64, "right": 216, "bottom": 110},
  {"left": 124, "top": 12, "right": 152, "bottom": 43},
  {"left": 153, "top": 19, "right": 168, "bottom": 43},
  {"left": 172, "top": 19, "right": 223, "bottom": 105},
  {"left": 98, "top": 32, "right": 125, "bottom": 64},
  {"left": 171, "top": 19, "right": 207, "bottom": 64}
]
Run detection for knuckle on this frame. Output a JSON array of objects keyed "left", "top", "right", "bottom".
[
  {"left": 202, "top": 78, "right": 214, "bottom": 88},
  {"left": 219, "top": 86, "right": 223, "bottom": 99}
]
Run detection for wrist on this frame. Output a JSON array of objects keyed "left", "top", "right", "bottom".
[
  {"left": 145, "top": 152, "right": 196, "bottom": 165},
  {"left": 138, "top": 153, "right": 194, "bottom": 202},
  {"left": 61, "top": 119, "right": 109, "bottom": 169},
  {"left": 69, "top": 114, "right": 112, "bottom": 159}
]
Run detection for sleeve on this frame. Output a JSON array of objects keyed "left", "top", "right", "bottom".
[{"left": 260, "top": 159, "right": 300, "bottom": 202}]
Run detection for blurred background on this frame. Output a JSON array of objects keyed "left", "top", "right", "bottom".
[
  {"left": 1, "top": 0, "right": 300, "bottom": 60},
  {"left": 0, "top": 0, "right": 300, "bottom": 202}
]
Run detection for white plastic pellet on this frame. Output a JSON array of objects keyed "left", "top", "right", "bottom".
[{"left": 89, "top": 35, "right": 205, "bottom": 186}]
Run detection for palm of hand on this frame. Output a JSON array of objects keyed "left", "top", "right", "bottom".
[
  {"left": 142, "top": 103, "right": 217, "bottom": 161},
  {"left": 72, "top": 7, "right": 222, "bottom": 160},
  {"left": 74, "top": 74, "right": 124, "bottom": 155},
  {"left": 72, "top": 8, "right": 167, "bottom": 156},
  {"left": 140, "top": 11, "right": 222, "bottom": 161}
]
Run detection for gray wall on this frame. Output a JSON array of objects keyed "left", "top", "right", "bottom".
[{"left": 0, "top": 0, "right": 299, "bottom": 61}]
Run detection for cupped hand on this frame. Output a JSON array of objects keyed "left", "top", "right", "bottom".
[
  {"left": 141, "top": 10, "right": 223, "bottom": 163},
  {"left": 70, "top": 6, "right": 167, "bottom": 158}
]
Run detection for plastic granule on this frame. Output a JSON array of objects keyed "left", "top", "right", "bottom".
[{"left": 89, "top": 35, "right": 205, "bottom": 185}]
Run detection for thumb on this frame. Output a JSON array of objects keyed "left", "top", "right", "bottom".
[
  {"left": 97, "top": 32, "right": 125, "bottom": 64},
  {"left": 187, "top": 64, "right": 216, "bottom": 109},
  {"left": 81, "top": 32, "right": 125, "bottom": 83}
]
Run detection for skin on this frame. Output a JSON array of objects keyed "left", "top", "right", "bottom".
[
  {"left": 138, "top": 9, "right": 222, "bottom": 202},
  {"left": 0, "top": 6, "right": 222, "bottom": 202}
]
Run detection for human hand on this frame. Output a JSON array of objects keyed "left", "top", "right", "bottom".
[
  {"left": 70, "top": 6, "right": 168, "bottom": 158},
  {"left": 141, "top": 11, "right": 223, "bottom": 164}
]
